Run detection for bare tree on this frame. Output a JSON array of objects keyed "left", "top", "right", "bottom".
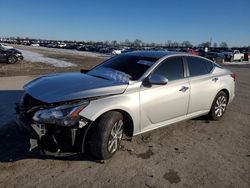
[
  {"left": 104, "top": 40, "right": 110, "bottom": 45},
  {"left": 111, "top": 40, "right": 118, "bottom": 46},
  {"left": 167, "top": 40, "right": 172, "bottom": 47},
  {"left": 220, "top": 42, "right": 228, "bottom": 48},
  {"left": 199, "top": 41, "right": 211, "bottom": 48},
  {"left": 182, "top": 41, "right": 192, "bottom": 47},
  {"left": 124, "top": 39, "right": 130, "bottom": 46},
  {"left": 172, "top": 41, "right": 179, "bottom": 47},
  {"left": 133, "top": 39, "right": 142, "bottom": 46}
]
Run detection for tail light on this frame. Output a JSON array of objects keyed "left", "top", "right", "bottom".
[{"left": 230, "top": 73, "right": 236, "bottom": 81}]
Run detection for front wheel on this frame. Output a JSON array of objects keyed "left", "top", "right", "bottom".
[
  {"left": 209, "top": 91, "right": 228, "bottom": 120},
  {"left": 8, "top": 55, "right": 18, "bottom": 64},
  {"left": 90, "top": 111, "right": 123, "bottom": 159}
]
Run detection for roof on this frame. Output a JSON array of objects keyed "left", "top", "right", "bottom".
[{"left": 124, "top": 50, "right": 183, "bottom": 59}]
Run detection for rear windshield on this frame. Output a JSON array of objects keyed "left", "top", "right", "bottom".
[{"left": 88, "top": 55, "right": 159, "bottom": 81}]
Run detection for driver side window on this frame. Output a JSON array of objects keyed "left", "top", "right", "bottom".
[{"left": 152, "top": 57, "right": 184, "bottom": 81}]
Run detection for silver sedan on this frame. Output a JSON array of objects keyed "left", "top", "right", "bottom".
[{"left": 17, "top": 51, "right": 235, "bottom": 159}]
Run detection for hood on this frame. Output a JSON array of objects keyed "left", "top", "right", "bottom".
[
  {"left": 6, "top": 48, "right": 22, "bottom": 54},
  {"left": 24, "top": 72, "right": 128, "bottom": 103}
]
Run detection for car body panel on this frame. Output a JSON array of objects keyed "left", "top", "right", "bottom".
[
  {"left": 139, "top": 78, "right": 190, "bottom": 131},
  {"left": 187, "top": 71, "right": 221, "bottom": 114},
  {"left": 79, "top": 82, "right": 141, "bottom": 134},
  {"left": 24, "top": 72, "right": 128, "bottom": 103}
]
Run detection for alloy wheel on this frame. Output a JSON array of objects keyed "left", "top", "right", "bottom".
[
  {"left": 107, "top": 120, "right": 123, "bottom": 153},
  {"left": 214, "top": 95, "right": 227, "bottom": 117},
  {"left": 8, "top": 56, "right": 16, "bottom": 63}
]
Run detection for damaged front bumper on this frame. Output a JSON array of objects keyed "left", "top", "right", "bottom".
[{"left": 15, "top": 103, "right": 92, "bottom": 157}]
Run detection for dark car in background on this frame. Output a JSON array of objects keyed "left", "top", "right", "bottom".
[
  {"left": 0, "top": 47, "right": 24, "bottom": 64},
  {"left": 198, "top": 50, "right": 225, "bottom": 63}
]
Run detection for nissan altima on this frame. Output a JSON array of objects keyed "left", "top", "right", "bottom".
[{"left": 16, "top": 51, "right": 235, "bottom": 159}]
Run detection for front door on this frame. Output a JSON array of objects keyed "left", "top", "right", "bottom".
[
  {"left": 0, "top": 49, "right": 7, "bottom": 61},
  {"left": 140, "top": 56, "right": 190, "bottom": 131}
]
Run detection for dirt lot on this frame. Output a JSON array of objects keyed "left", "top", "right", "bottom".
[
  {"left": 0, "top": 45, "right": 105, "bottom": 77},
  {"left": 0, "top": 51, "right": 249, "bottom": 187}
]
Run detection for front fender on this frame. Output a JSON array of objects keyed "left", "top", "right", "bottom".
[{"left": 79, "top": 92, "right": 140, "bottom": 135}]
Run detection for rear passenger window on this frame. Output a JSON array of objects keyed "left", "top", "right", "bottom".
[
  {"left": 186, "top": 57, "right": 214, "bottom": 77},
  {"left": 153, "top": 57, "right": 184, "bottom": 81},
  {"left": 204, "top": 60, "right": 214, "bottom": 72}
]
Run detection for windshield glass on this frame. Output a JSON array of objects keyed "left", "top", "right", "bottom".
[{"left": 87, "top": 54, "right": 158, "bottom": 83}]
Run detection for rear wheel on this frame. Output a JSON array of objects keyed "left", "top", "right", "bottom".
[
  {"left": 209, "top": 91, "right": 228, "bottom": 120},
  {"left": 90, "top": 111, "right": 123, "bottom": 159},
  {"left": 229, "top": 56, "right": 233, "bottom": 62}
]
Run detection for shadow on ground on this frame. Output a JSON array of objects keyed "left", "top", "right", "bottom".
[
  {"left": 0, "top": 122, "right": 95, "bottom": 163},
  {"left": 0, "top": 90, "right": 100, "bottom": 163}
]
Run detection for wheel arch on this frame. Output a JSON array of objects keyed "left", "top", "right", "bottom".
[
  {"left": 219, "top": 88, "right": 230, "bottom": 103},
  {"left": 209, "top": 88, "right": 230, "bottom": 112},
  {"left": 81, "top": 108, "right": 134, "bottom": 153},
  {"left": 92, "top": 109, "right": 134, "bottom": 137}
]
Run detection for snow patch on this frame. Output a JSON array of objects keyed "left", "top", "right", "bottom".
[
  {"left": 224, "top": 61, "right": 250, "bottom": 65},
  {"left": 20, "top": 50, "right": 75, "bottom": 67}
]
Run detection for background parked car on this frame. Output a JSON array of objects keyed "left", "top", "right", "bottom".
[
  {"left": 0, "top": 43, "right": 13, "bottom": 49},
  {"left": 30, "top": 43, "right": 40, "bottom": 47},
  {"left": 242, "top": 49, "right": 250, "bottom": 61},
  {"left": 198, "top": 50, "right": 225, "bottom": 63},
  {"left": 0, "top": 47, "right": 24, "bottom": 64},
  {"left": 217, "top": 50, "right": 234, "bottom": 62},
  {"left": 232, "top": 50, "right": 244, "bottom": 62}
]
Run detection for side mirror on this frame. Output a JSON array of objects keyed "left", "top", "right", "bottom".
[{"left": 148, "top": 74, "right": 168, "bottom": 85}]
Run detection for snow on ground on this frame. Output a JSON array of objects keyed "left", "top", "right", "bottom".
[
  {"left": 23, "top": 46, "right": 111, "bottom": 58},
  {"left": 223, "top": 61, "right": 250, "bottom": 65},
  {"left": 20, "top": 50, "right": 75, "bottom": 67}
]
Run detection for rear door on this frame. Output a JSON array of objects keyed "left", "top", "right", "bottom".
[{"left": 185, "top": 56, "right": 220, "bottom": 114}]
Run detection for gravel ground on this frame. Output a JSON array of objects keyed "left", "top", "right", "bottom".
[{"left": 0, "top": 65, "right": 249, "bottom": 188}]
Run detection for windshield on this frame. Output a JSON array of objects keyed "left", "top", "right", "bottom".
[{"left": 87, "top": 54, "right": 158, "bottom": 83}]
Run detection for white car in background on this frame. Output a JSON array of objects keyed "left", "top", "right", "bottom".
[
  {"left": 0, "top": 43, "right": 13, "bottom": 49},
  {"left": 111, "top": 49, "right": 123, "bottom": 55},
  {"left": 57, "top": 43, "right": 67, "bottom": 48},
  {"left": 30, "top": 43, "right": 40, "bottom": 47},
  {"left": 232, "top": 50, "right": 244, "bottom": 61}
]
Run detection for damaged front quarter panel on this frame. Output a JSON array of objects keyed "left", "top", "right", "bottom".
[{"left": 16, "top": 93, "right": 96, "bottom": 156}]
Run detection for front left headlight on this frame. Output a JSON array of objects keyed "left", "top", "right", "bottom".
[{"left": 33, "top": 101, "right": 89, "bottom": 126}]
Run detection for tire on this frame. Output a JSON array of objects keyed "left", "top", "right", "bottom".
[
  {"left": 240, "top": 57, "right": 243, "bottom": 62},
  {"left": 90, "top": 111, "right": 123, "bottom": 159},
  {"left": 8, "top": 55, "right": 18, "bottom": 64},
  {"left": 209, "top": 91, "right": 228, "bottom": 120},
  {"left": 229, "top": 56, "right": 233, "bottom": 62}
]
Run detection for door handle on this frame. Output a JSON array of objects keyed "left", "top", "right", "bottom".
[
  {"left": 179, "top": 86, "right": 189, "bottom": 92},
  {"left": 212, "top": 77, "right": 219, "bottom": 82}
]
